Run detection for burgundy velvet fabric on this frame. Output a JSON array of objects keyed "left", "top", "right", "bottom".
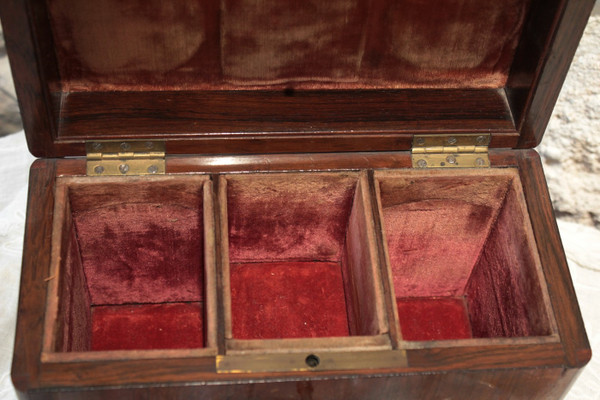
[
  {"left": 227, "top": 173, "right": 356, "bottom": 264},
  {"left": 378, "top": 171, "right": 552, "bottom": 341},
  {"left": 46, "top": 0, "right": 530, "bottom": 90},
  {"left": 383, "top": 200, "right": 496, "bottom": 298},
  {"left": 69, "top": 178, "right": 205, "bottom": 306},
  {"left": 465, "top": 183, "right": 551, "bottom": 338},
  {"left": 396, "top": 298, "right": 472, "bottom": 341},
  {"left": 230, "top": 262, "right": 350, "bottom": 339},
  {"left": 52, "top": 178, "right": 208, "bottom": 352},
  {"left": 379, "top": 174, "right": 511, "bottom": 298},
  {"left": 361, "top": 0, "right": 531, "bottom": 88},
  {"left": 91, "top": 303, "right": 204, "bottom": 351},
  {"left": 73, "top": 203, "right": 203, "bottom": 305}
]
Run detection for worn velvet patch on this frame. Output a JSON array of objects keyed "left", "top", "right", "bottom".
[
  {"left": 379, "top": 174, "right": 511, "bottom": 298},
  {"left": 378, "top": 171, "right": 552, "bottom": 341},
  {"left": 226, "top": 173, "right": 357, "bottom": 264},
  {"left": 47, "top": 0, "right": 531, "bottom": 90},
  {"left": 91, "top": 302, "right": 204, "bottom": 351},
  {"left": 230, "top": 262, "right": 350, "bottom": 339},
  {"left": 73, "top": 202, "right": 204, "bottom": 305},
  {"left": 396, "top": 297, "right": 472, "bottom": 341},
  {"left": 465, "top": 182, "right": 552, "bottom": 338}
]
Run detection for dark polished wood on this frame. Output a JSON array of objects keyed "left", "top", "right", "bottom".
[
  {"left": 11, "top": 160, "right": 57, "bottom": 392},
  {"left": 49, "top": 89, "right": 517, "bottom": 157},
  {"left": 516, "top": 150, "right": 591, "bottom": 366},
  {"left": 0, "top": 0, "right": 58, "bottom": 157},
  {"left": 19, "top": 367, "right": 582, "bottom": 400}
]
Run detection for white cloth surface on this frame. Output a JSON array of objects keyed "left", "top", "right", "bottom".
[{"left": 0, "top": 131, "right": 598, "bottom": 399}]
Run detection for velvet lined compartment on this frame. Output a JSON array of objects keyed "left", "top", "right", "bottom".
[
  {"left": 45, "top": 0, "right": 531, "bottom": 91},
  {"left": 48, "top": 176, "right": 212, "bottom": 353},
  {"left": 376, "top": 169, "right": 554, "bottom": 342},
  {"left": 223, "top": 172, "right": 386, "bottom": 342}
]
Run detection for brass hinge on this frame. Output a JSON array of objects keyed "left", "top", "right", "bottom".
[
  {"left": 411, "top": 134, "right": 490, "bottom": 168},
  {"left": 86, "top": 141, "right": 166, "bottom": 176}
]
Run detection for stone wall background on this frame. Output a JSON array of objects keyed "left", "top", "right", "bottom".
[{"left": 539, "top": 12, "right": 600, "bottom": 228}]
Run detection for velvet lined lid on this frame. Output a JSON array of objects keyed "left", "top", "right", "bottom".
[
  {"left": 47, "top": 0, "right": 528, "bottom": 91},
  {"left": 0, "top": 0, "right": 594, "bottom": 157}
]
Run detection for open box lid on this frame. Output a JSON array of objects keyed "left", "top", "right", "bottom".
[{"left": 0, "top": 0, "right": 594, "bottom": 158}]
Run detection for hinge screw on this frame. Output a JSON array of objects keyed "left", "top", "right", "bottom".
[
  {"left": 94, "top": 165, "right": 104, "bottom": 174},
  {"left": 145, "top": 141, "right": 154, "bottom": 149},
  {"left": 92, "top": 142, "right": 102, "bottom": 150},
  {"left": 415, "top": 137, "right": 425, "bottom": 146},
  {"left": 416, "top": 159, "right": 427, "bottom": 168},
  {"left": 447, "top": 137, "right": 457, "bottom": 145},
  {"left": 475, "top": 158, "right": 486, "bottom": 167},
  {"left": 119, "top": 164, "right": 130, "bottom": 174},
  {"left": 120, "top": 142, "right": 131, "bottom": 151},
  {"left": 147, "top": 165, "right": 158, "bottom": 174},
  {"left": 476, "top": 135, "right": 487, "bottom": 145},
  {"left": 446, "top": 155, "right": 457, "bottom": 164}
]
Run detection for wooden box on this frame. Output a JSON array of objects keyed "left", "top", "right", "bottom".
[{"left": 1, "top": 0, "right": 593, "bottom": 398}]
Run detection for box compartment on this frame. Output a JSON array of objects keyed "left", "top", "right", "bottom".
[
  {"left": 43, "top": 176, "right": 217, "bottom": 356},
  {"left": 219, "top": 172, "right": 389, "bottom": 351},
  {"left": 374, "top": 169, "right": 557, "bottom": 343}
]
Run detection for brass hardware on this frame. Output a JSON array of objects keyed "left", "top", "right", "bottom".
[
  {"left": 411, "top": 134, "right": 490, "bottom": 168},
  {"left": 86, "top": 141, "right": 165, "bottom": 176},
  {"left": 216, "top": 350, "right": 407, "bottom": 374}
]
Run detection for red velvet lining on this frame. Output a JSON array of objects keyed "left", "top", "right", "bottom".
[
  {"left": 378, "top": 172, "right": 551, "bottom": 341},
  {"left": 465, "top": 183, "right": 552, "bottom": 338},
  {"left": 53, "top": 178, "right": 208, "bottom": 352},
  {"left": 73, "top": 203, "right": 204, "bottom": 305},
  {"left": 383, "top": 199, "right": 496, "bottom": 298},
  {"left": 91, "top": 302, "right": 204, "bottom": 351},
  {"left": 227, "top": 174, "right": 356, "bottom": 264},
  {"left": 230, "top": 262, "right": 350, "bottom": 339},
  {"left": 396, "top": 298, "right": 472, "bottom": 341},
  {"left": 46, "top": 0, "right": 531, "bottom": 90}
]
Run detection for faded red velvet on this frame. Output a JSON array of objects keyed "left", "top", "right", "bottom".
[
  {"left": 378, "top": 171, "right": 552, "bottom": 341},
  {"left": 54, "top": 178, "right": 207, "bottom": 352},
  {"left": 379, "top": 174, "right": 511, "bottom": 298},
  {"left": 69, "top": 180, "right": 205, "bottom": 305},
  {"left": 396, "top": 298, "right": 472, "bottom": 341},
  {"left": 230, "top": 262, "right": 350, "bottom": 339},
  {"left": 465, "top": 183, "right": 552, "bottom": 338},
  {"left": 46, "top": 0, "right": 530, "bottom": 90},
  {"left": 91, "top": 303, "right": 204, "bottom": 350},
  {"left": 226, "top": 173, "right": 360, "bottom": 340},
  {"left": 227, "top": 173, "right": 356, "bottom": 264},
  {"left": 73, "top": 203, "right": 203, "bottom": 305}
]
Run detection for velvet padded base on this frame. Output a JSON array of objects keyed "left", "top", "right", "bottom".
[
  {"left": 91, "top": 302, "right": 204, "bottom": 351},
  {"left": 396, "top": 297, "right": 472, "bottom": 341},
  {"left": 230, "top": 262, "right": 350, "bottom": 339}
]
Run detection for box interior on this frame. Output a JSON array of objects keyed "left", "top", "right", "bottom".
[
  {"left": 224, "top": 172, "right": 384, "bottom": 340},
  {"left": 377, "top": 170, "right": 554, "bottom": 341},
  {"left": 51, "top": 178, "right": 208, "bottom": 352},
  {"left": 46, "top": 0, "right": 531, "bottom": 91},
  {"left": 48, "top": 169, "right": 556, "bottom": 353}
]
